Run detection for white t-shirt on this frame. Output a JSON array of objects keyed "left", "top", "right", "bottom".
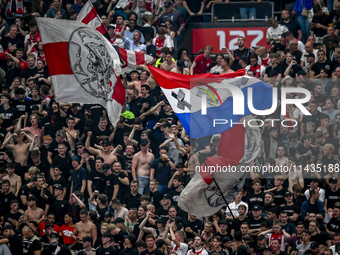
[
  {"left": 304, "top": 187, "right": 325, "bottom": 202},
  {"left": 171, "top": 241, "right": 188, "bottom": 255},
  {"left": 186, "top": 248, "right": 209, "bottom": 255},
  {"left": 266, "top": 25, "right": 289, "bottom": 40}
]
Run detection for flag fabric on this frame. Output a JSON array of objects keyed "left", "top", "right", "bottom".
[
  {"left": 77, "top": 0, "right": 107, "bottom": 34},
  {"left": 77, "top": 4, "right": 153, "bottom": 73},
  {"left": 114, "top": 0, "right": 130, "bottom": 9},
  {"left": 119, "top": 47, "right": 153, "bottom": 74},
  {"left": 36, "top": 18, "right": 125, "bottom": 126},
  {"left": 178, "top": 115, "right": 262, "bottom": 217},
  {"left": 148, "top": 65, "right": 274, "bottom": 138}
]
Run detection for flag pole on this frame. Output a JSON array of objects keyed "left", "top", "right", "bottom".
[{"left": 192, "top": 141, "right": 252, "bottom": 255}]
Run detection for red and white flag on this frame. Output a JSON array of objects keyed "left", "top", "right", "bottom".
[
  {"left": 77, "top": 0, "right": 107, "bottom": 35},
  {"left": 36, "top": 18, "right": 125, "bottom": 126},
  {"left": 119, "top": 47, "right": 153, "bottom": 74},
  {"left": 76, "top": 4, "right": 153, "bottom": 74}
]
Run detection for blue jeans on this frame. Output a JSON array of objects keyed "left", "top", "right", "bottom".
[
  {"left": 297, "top": 15, "right": 311, "bottom": 43},
  {"left": 158, "top": 184, "right": 168, "bottom": 195},
  {"left": 239, "top": 7, "right": 256, "bottom": 19},
  {"left": 137, "top": 176, "right": 150, "bottom": 195}
]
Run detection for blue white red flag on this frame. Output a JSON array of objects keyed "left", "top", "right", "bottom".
[{"left": 147, "top": 66, "right": 274, "bottom": 138}]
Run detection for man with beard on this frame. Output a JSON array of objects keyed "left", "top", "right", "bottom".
[
  {"left": 0, "top": 225, "right": 23, "bottom": 254},
  {"left": 30, "top": 59, "right": 51, "bottom": 86},
  {"left": 245, "top": 54, "right": 266, "bottom": 78},
  {"left": 232, "top": 36, "right": 253, "bottom": 70},
  {"left": 111, "top": 161, "right": 130, "bottom": 200},
  {"left": 22, "top": 54, "right": 38, "bottom": 83},
  {"left": 310, "top": 50, "right": 332, "bottom": 78},
  {"left": 279, "top": 10, "right": 302, "bottom": 40},
  {"left": 102, "top": 163, "right": 119, "bottom": 201},
  {"left": 117, "top": 144, "right": 134, "bottom": 180}
]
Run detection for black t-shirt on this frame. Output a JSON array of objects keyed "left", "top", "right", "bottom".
[
  {"left": 90, "top": 126, "right": 112, "bottom": 145},
  {"left": 113, "top": 171, "right": 130, "bottom": 201},
  {"left": 0, "top": 192, "right": 17, "bottom": 212},
  {"left": 128, "top": 97, "right": 143, "bottom": 118},
  {"left": 232, "top": 48, "right": 253, "bottom": 70},
  {"left": 22, "top": 67, "right": 38, "bottom": 81},
  {"left": 236, "top": 245, "right": 248, "bottom": 255},
  {"left": 169, "top": 188, "right": 181, "bottom": 207},
  {"left": 50, "top": 198, "right": 72, "bottom": 226},
  {"left": 150, "top": 190, "right": 162, "bottom": 210},
  {"left": 23, "top": 237, "right": 42, "bottom": 255},
  {"left": 183, "top": 219, "right": 202, "bottom": 239},
  {"left": 89, "top": 169, "right": 106, "bottom": 195},
  {"left": 231, "top": 217, "right": 248, "bottom": 232},
  {"left": 104, "top": 173, "right": 119, "bottom": 201},
  {"left": 4, "top": 211, "right": 21, "bottom": 222},
  {"left": 312, "top": 13, "right": 332, "bottom": 37},
  {"left": 0, "top": 106, "right": 16, "bottom": 129},
  {"left": 96, "top": 245, "right": 118, "bottom": 255},
  {"left": 13, "top": 99, "right": 31, "bottom": 119},
  {"left": 7, "top": 234, "right": 23, "bottom": 255},
  {"left": 280, "top": 204, "right": 300, "bottom": 218},
  {"left": 141, "top": 248, "right": 164, "bottom": 255},
  {"left": 51, "top": 155, "right": 72, "bottom": 180},
  {"left": 279, "top": 19, "right": 301, "bottom": 39},
  {"left": 6, "top": 65, "right": 22, "bottom": 86},
  {"left": 265, "top": 65, "right": 285, "bottom": 75},
  {"left": 122, "top": 192, "right": 141, "bottom": 209},
  {"left": 310, "top": 231, "right": 331, "bottom": 246},
  {"left": 247, "top": 217, "right": 268, "bottom": 230},
  {"left": 247, "top": 191, "right": 264, "bottom": 210},
  {"left": 327, "top": 217, "right": 340, "bottom": 233},
  {"left": 325, "top": 188, "right": 340, "bottom": 209},
  {"left": 48, "top": 140, "right": 71, "bottom": 159},
  {"left": 311, "top": 60, "right": 332, "bottom": 76},
  {"left": 273, "top": 187, "right": 288, "bottom": 206},
  {"left": 1, "top": 34, "right": 25, "bottom": 50},
  {"left": 29, "top": 187, "right": 52, "bottom": 210}
]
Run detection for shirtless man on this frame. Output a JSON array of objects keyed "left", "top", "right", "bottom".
[
  {"left": 18, "top": 114, "right": 43, "bottom": 146},
  {"left": 288, "top": 157, "right": 304, "bottom": 192},
  {"left": 127, "top": 70, "right": 141, "bottom": 92},
  {"left": 63, "top": 117, "right": 78, "bottom": 151},
  {"left": 219, "top": 57, "right": 235, "bottom": 74},
  {"left": 85, "top": 132, "right": 117, "bottom": 165},
  {"left": 3, "top": 130, "right": 33, "bottom": 168},
  {"left": 171, "top": 60, "right": 190, "bottom": 74},
  {"left": 24, "top": 196, "right": 45, "bottom": 223},
  {"left": 138, "top": 65, "right": 157, "bottom": 90},
  {"left": 275, "top": 146, "right": 289, "bottom": 180},
  {"left": 73, "top": 209, "right": 97, "bottom": 246},
  {"left": 160, "top": 52, "right": 176, "bottom": 71},
  {"left": 131, "top": 139, "right": 154, "bottom": 195},
  {"left": 3, "top": 163, "right": 21, "bottom": 196}
]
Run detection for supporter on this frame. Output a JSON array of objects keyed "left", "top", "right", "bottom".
[
  {"left": 245, "top": 54, "right": 266, "bottom": 78},
  {"left": 280, "top": 10, "right": 302, "bottom": 41},
  {"left": 160, "top": 50, "right": 176, "bottom": 71},
  {"left": 22, "top": 225, "right": 42, "bottom": 255},
  {"left": 190, "top": 45, "right": 212, "bottom": 75},
  {"left": 266, "top": 18, "right": 289, "bottom": 45}
]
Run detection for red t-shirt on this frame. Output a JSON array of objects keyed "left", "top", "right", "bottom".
[
  {"left": 59, "top": 225, "right": 75, "bottom": 245},
  {"left": 193, "top": 54, "right": 212, "bottom": 74},
  {"left": 38, "top": 222, "right": 60, "bottom": 237}
]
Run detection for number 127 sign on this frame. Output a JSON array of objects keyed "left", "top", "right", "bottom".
[{"left": 192, "top": 27, "right": 267, "bottom": 53}]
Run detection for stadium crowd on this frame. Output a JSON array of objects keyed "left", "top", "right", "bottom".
[{"left": 0, "top": 0, "right": 340, "bottom": 254}]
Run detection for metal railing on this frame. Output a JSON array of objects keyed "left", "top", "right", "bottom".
[{"left": 211, "top": 1, "right": 274, "bottom": 22}]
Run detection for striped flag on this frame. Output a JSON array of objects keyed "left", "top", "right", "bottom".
[
  {"left": 77, "top": 0, "right": 107, "bottom": 35},
  {"left": 36, "top": 18, "right": 125, "bottom": 126},
  {"left": 77, "top": 3, "right": 153, "bottom": 74},
  {"left": 119, "top": 47, "right": 153, "bottom": 74}
]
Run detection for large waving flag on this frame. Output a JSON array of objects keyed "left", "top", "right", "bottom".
[
  {"left": 148, "top": 66, "right": 274, "bottom": 138},
  {"left": 36, "top": 18, "right": 125, "bottom": 126},
  {"left": 178, "top": 115, "right": 262, "bottom": 217},
  {"left": 148, "top": 66, "right": 271, "bottom": 217},
  {"left": 77, "top": 1, "right": 107, "bottom": 34},
  {"left": 77, "top": 4, "right": 153, "bottom": 74}
]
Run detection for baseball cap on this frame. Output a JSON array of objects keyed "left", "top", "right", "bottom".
[
  {"left": 75, "top": 142, "right": 84, "bottom": 147},
  {"left": 4, "top": 225, "right": 14, "bottom": 230},
  {"left": 156, "top": 217, "right": 167, "bottom": 224},
  {"left": 304, "top": 53, "right": 315, "bottom": 58},
  {"left": 297, "top": 70, "right": 306, "bottom": 76},
  {"left": 222, "top": 236, "right": 231, "bottom": 243},
  {"left": 329, "top": 177, "right": 338, "bottom": 184},
  {"left": 252, "top": 205, "right": 262, "bottom": 211},
  {"left": 284, "top": 191, "right": 292, "bottom": 197},
  {"left": 102, "top": 163, "right": 111, "bottom": 172},
  {"left": 45, "top": 223, "right": 54, "bottom": 229},
  {"left": 160, "top": 23, "right": 166, "bottom": 27},
  {"left": 162, "top": 193, "right": 172, "bottom": 200},
  {"left": 102, "top": 140, "right": 110, "bottom": 146},
  {"left": 140, "top": 139, "right": 148, "bottom": 146},
  {"left": 175, "top": 216, "right": 183, "bottom": 228},
  {"left": 81, "top": 236, "right": 92, "bottom": 242},
  {"left": 54, "top": 184, "right": 63, "bottom": 191},
  {"left": 310, "top": 241, "right": 319, "bottom": 249},
  {"left": 124, "top": 234, "right": 137, "bottom": 245},
  {"left": 71, "top": 155, "right": 80, "bottom": 162}
]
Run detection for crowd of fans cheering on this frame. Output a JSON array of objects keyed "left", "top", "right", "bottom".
[{"left": 0, "top": 0, "right": 340, "bottom": 254}]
